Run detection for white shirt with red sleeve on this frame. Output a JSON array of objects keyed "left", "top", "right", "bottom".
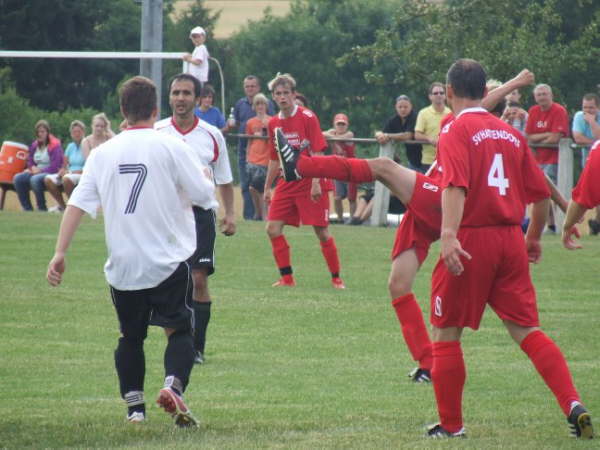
[
  {"left": 268, "top": 105, "right": 328, "bottom": 196},
  {"left": 438, "top": 107, "right": 550, "bottom": 227},
  {"left": 572, "top": 140, "right": 600, "bottom": 208},
  {"left": 525, "top": 103, "right": 569, "bottom": 165}
]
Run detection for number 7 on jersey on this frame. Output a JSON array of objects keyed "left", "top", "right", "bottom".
[{"left": 119, "top": 163, "right": 147, "bottom": 214}]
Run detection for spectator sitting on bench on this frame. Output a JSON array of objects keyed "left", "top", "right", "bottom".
[
  {"left": 13, "top": 119, "right": 63, "bottom": 212},
  {"left": 44, "top": 120, "right": 87, "bottom": 212}
]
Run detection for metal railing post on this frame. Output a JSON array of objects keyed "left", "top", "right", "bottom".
[{"left": 369, "top": 142, "right": 394, "bottom": 226}]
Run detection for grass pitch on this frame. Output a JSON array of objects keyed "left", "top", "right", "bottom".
[{"left": 0, "top": 211, "right": 598, "bottom": 448}]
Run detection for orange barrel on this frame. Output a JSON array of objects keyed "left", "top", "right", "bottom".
[{"left": 0, "top": 141, "right": 29, "bottom": 183}]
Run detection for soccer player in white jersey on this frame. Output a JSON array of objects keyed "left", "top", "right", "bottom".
[
  {"left": 155, "top": 73, "right": 235, "bottom": 365},
  {"left": 47, "top": 76, "right": 218, "bottom": 427}
]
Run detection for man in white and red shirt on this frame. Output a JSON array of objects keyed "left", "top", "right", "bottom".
[
  {"left": 155, "top": 73, "right": 235, "bottom": 365},
  {"left": 431, "top": 58, "right": 592, "bottom": 439},
  {"left": 263, "top": 73, "right": 344, "bottom": 289},
  {"left": 46, "top": 76, "right": 217, "bottom": 426},
  {"left": 562, "top": 140, "right": 600, "bottom": 249}
]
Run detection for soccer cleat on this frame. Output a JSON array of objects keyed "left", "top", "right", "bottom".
[
  {"left": 274, "top": 127, "right": 301, "bottom": 181},
  {"left": 272, "top": 277, "right": 296, "bottom": 287},
  {"left": 426, "top": 423, "right": 466, "bottom": 438},
  {"left": 331, "top": 277, "right": 346, "bottom": 289},
  {"left": 126, "top": 411, "right": 145, "bottom": 423},
  {"left": 156, "top": 387, "right": 199, "bottom": 428},
  {"left": 588, "top": 219, "right": 600, "bottom": 236},
  {"left": 567, "top": 404, "right": 594, "bottom": 439},
  {"left": 194, "top": 351, "right": 204, "bottom": 365},
  {"left": 408, "top": 367, "right": 431, "bottom": 383}
]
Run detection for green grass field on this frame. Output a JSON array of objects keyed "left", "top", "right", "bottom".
[{"left": 0, "top": 211, "right": 598, "bottom": 448}]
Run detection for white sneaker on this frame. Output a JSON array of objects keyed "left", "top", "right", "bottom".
[
  {"left": 126, "top": 411, "right": 145, "bottom": 423},
  {"left": 48, "top": 205, "right": 64, "bottom": 213}
]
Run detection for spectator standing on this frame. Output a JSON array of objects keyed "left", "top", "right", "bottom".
[
  {"left": 183, "top": 26, "right": 209, "bottom": 86},
  {"left": 264, "top": 73, "right": 345, "bottom": 289},
  {"left": 155, "top": 73, "right": 236, "bottom": 365},
  {"left": 194, "top": 85, "right": 227, "bottom": 131},
  {"left": 245, "top": 93, "right": 272, "bottom": 220},
  {"left": 414, "top": 83, "right": 451, "bottom": 171},
  {"left": 525, "top": 84, "right": 569, "bottom": 232},
  {"left": 47, "top": 76, "right": 217, "bottom": 426},
  {"left": 502, "top": 101, "right": 528, "bottom": 134},
  {"left": 571, "top": 93, "right": 600, "bottom": 234},
  {"left": 323, "top": 113, "right": 357, "bottom": 222},
  {"left": 82, "top": 113, "right": 115, "bottom": 158},
  {"left": 375, "top": 95, "right": 423, "bottom": 172},
  {"left": 45, "top": 120, "right": 87, "bottom": 212},
  {"left": 233, "top": 75, "right": 275, "bottom": 220},
  {"left": 13, "top": 120, "right": 63, "bottom": 211}
]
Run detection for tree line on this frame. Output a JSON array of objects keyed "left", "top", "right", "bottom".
[{"left": 1, "top": 0, "right": 599, "bottom": 144}]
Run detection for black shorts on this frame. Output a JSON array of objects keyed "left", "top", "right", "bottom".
[
  {"left": 187, "top": 206, "right": 216, "bottom": 274},
  {"left": 110, "top": 262, "right": 194, "bottom": 338}
]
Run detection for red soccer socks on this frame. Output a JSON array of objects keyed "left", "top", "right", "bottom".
[
  {"left": 270, "top": 235, "right": 295, "bottom": 286},
  {"left": 320, "top": 236, "right": 341, "bottom": 276},
  {"left": 520, "top": 330, "right": 580, "bottom": 416},
  {"left": 297, "top": 155, "right": 375, "bottom": 183},
  {"left": 391, "top": 294, "right": 433, "bottom": 370},
  {"left": 431, "top": 341, "right": 466, "bottom": 434}
]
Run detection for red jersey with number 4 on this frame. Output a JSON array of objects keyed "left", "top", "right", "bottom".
[
  {"left": 572, "top": 140, "right": 600, "bottom": 208},
  {"left": 525, "top": 103, "right": 569, "bottom": 165},
  {"left": 268, "top": 105, "right": 327, "bottom": 196},
  {"left": 438, "top": 107, "right": 550, "bottom": 227}
]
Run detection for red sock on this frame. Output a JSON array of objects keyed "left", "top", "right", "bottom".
[
  {"left": 391, "top": 294, "right": 432, "bottom": 370},
  {"left": 431, "top": 341, "right": 465, "bottom": 433},
  {"left": 520, "top": 330, "right": 580, "bottom": 416},
  {"left": 270, "top": 235, "right": 291, "bottom": 272},
  {"left": 320, "top": 237, "right": 340, "bottom": 276},
  {"left": 297, "top": 155, "right": 375, "bottom": 183}
]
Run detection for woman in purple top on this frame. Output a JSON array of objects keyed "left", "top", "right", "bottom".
[{"left": 13, "top": 119, "right": 63, "bottom": 211}]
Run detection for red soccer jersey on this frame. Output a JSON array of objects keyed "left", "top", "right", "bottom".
[
  {"left": 268, "top": 105, "right": 328, "bottom": 195},
  {"left": 438, "top": 107, "right": 550, "bottom": 227},
  {"left": 525, "top": 103, "right": 569, "bottom": 165},
  {"left": 572, "top": 140, "right": 600, "bottom": 208}
]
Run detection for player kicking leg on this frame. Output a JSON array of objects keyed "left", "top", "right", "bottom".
[{"left": 276, "top": 128, "right": 438, "bottom": 381}]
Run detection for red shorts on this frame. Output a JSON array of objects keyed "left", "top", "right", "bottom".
[
  {"left": 430, "top": 225, "right": 539, "bottom": 330},
  {"left": 391, "top": 173, "right": 442, "bottom": 264},
  {"left": 268, "top": 189, "right": 329, "bottom": 227}
]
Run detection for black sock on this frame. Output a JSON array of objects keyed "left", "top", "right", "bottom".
[
  {"left": 114, "top": 337, "right": 145, "bottom": 398},
  {"left": 193, "top": 301, "right": 211, "bottom": 354},
  {"left": 164, "top": 330, "right": 195, "bottom": 393}
]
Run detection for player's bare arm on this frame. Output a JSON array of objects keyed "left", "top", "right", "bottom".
[
  {"left": 218, "top": 183, "right": 236, "bottom": 236},
  {"left": 525, "top": 198, "right": 549, "bottom": 262},
  {"left": 47, "top": 205, "right": 86, "bottom": 286},
  {"left": 440, "top": 186, "right": 471, "bottom": 276},
  {"left": 562, "top": 200, "right": 586, "bottom": 250},
  {"left": 310, "top": 178, "right": 322, "bottom": 202},
  {"left": 544, "top": 174, "right": 568, "bottom": 213},
  {"left": 263, "top": 159, "right": 280, "bottom": 203}
]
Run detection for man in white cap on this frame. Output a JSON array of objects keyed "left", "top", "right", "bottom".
[{"left": 183, "top": 26, "right": 209, "bottom": 86}]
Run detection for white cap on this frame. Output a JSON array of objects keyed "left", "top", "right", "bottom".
[{"left": 190, "top": 26, "right": 206, "bottom": 37}]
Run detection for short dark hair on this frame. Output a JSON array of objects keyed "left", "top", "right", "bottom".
[
  {"left": 583, "top": 93, "right": 600, "bottom": 107},
  {"left": 429, "top": 82, "right": 445, "bottom": 94},
  {"left": 244, "top": 75, "right": 260, "bottom": 85},
  {"left": 490, "top": 98, "right": 506, "bottom": 117},
  {"left": 119, "top": 76, "right": 157, "bottom": 123},
  {"left": 507, "top": 101, "right": 521, "bottom": 108},
  {"left": 446, "top": 59, "right": 486, "bottom": 100},
  {"left": 169, "top": 73, "right": 202, "bottom": 98},
  {"left": 200, "top": 84, "right": 216, "bottom": 98}
]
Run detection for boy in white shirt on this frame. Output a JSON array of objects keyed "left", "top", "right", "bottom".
[
  {"left": 47, "top": 76, "right": 217, "bottom": 427},
  {"left": 183, "top": 26, "right": 209, "bottom": 86}
]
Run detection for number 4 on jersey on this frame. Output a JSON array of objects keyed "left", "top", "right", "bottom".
[{"left": 487, "top": 153, "right": 509, "bottom": 196}]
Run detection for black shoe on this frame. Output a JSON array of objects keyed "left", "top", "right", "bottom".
[
  {"left": 408, "top": 367, "right": 431, "bottom": 383},
  {"left": 194, "top": 351, "right": 204, "bottom": 365},
  {"left": 568, "top": 404, "right": 594, "bottom": 439},
  {"left": 588, "top": 219, "right": 600, "bottom": 235},
  {"left": 426, "top": 423, "right": 466, "bottom": 438},
  {"left": 275, "top": 127, "right": 301, "bottom": 182}
]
